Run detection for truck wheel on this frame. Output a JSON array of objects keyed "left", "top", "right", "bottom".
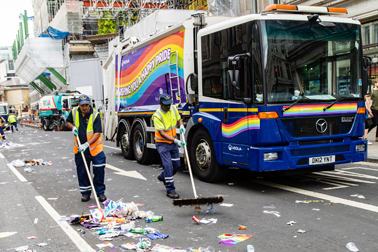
[
  {"left": 132, "top": 123, "right": 156, "bottom": 165},
  {"left": 189, "top": 128, "right": 228, "bottom": 182},
  {"left": 120, "top": 124, "right": 134, "bottom": 160},
  {"left": 42, "top": 120, "right": 50, "bottom": 131},
  {"left": 59, "top": 120, "right": 67, "bottom": 131}
]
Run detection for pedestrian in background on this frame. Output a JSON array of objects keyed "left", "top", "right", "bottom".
[
  {"left": 152, "top": 94, "right": 186, "bottom": 199},
  {"left": 366, "top": 80, "right": 378, "bottom": 142},
  {"left": 66, "top": 94, "right": 107, "bottom": 203},
  {"left": 7, "top": 113, "right": 18, "bottom": 132},
  {"left": 0, "top": 116, "right": 6, "bottom": 141}
]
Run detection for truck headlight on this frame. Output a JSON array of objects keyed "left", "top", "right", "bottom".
[
  {"left": 264, "top": 152, "right": 278, "bottom": 161},
  {"left": 356, "top": 144, "right": 365, "bottom": 152}
]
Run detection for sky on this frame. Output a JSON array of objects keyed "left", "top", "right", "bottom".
[{"left": 0, "top": 0, "right": 34, "bottom": 47}]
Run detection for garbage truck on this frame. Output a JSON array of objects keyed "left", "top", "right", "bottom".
[
  {"left": 38, "top": 91, "right": 81, "bottom": 131},
  {"left": 103, "top": 5, "right": 370, "bottom": 182},
  {"left": 0, "top": 101, "right": 9, "bottom": 121}
]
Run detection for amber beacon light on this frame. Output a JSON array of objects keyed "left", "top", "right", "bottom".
[{"left": 264, "top": 4, "right": 348, "bottom": 14}]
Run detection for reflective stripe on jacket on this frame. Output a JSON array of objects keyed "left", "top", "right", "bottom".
[
  {"left": 153, "top": 106, "right": 179, "bottom": 144},
  {"left": 72, "top": 107, "right": 103, "bottom": 156}
]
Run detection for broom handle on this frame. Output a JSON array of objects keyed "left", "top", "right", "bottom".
[
  {"left": 181, "top": 133, "right": 198, "bottom": 199},
  {"left": 77, "top": 136, "right": 102, "bottom": 210}
]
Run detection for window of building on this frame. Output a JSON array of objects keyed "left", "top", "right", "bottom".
[
  {"left": 8, "top": 60, "right": 14, "bottom": 70},
  {"left": 375, "top": 25, "right": 378, "bottom": 43},
  {"left": 365, "top": 27, "right": 370, "bottom": 45},
  {"left": 7, "top": 73, "right": 15, "bottom": 77}
]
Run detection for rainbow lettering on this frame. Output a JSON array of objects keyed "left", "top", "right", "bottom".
[
  {"left": 222, "top": 115, "right": 260, "bottom": 138},
  {"left": 282, "top": 103, "right": 357, "bottom": 116}
]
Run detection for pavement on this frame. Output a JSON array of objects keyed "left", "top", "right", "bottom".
[{"left": 366, "top": 129, "right": 378, "bottom": 161}]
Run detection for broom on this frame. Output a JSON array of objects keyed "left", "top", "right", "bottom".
[
  {"left": 76, "top": 137, "right": 104, "bottom": 218},
  {"left": 173, "top": 133, "right": 224, "bottom": 206}
]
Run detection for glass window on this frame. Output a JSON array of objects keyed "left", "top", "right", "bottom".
[
  {"left": 365, "top": 27, "right": 370, "bottom": 45},
  {"left": 8, "top": 60, "right": 14, "bottom": 70},
  {"left": 201, "top": 22, "right": 253, "bottom": 102},
  {"left": 375, "top": 25, "right": 378, "bottom": 43},
  {"left": 262, "top": 20, "right": 362, "bottom": 103},
  {"left": 0, "top": 106, "right": 7, "bottom": 114}
]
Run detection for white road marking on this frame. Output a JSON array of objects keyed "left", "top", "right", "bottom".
[
  {"left": 342, "top": 167, "right": 378, "bottom": 172},
  {"left": 322, "top": 169, "right": 378, "bottom": 180},
  {"left": 7, "top": 163, "right": 27, "bottom": 182},
  {"left": 35, "top": 196, "right": 95, "bottom": 252},
  {"left": 106, "top": 164, "right": 147, "bottom": 180},
  {"left": 0, "top": 153, "right": 4, "bottom": 158},
  {"left": 255, "top": 180, "right": 378, "bottom": 213},
  {"left": 104, "top": 145, "right": 120, "bottom": 150}
]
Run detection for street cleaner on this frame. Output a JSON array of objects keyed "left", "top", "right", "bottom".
[
  {"left": 66, "top": 94, "right": 107, "bottom": 203},
  {"left": 152, "top": 94, "right": 186, "bottom": 199},
  {"left": 7, "top": 113, "right": 18, "bottom": 132}
]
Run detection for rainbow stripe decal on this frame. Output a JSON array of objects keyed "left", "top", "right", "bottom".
[
  {"left": 222, "top": 115, "right": 260, "bottom": 138},
  {"left": 282, "top": 103, "right": 358, "bottom": 116},
  {"left": 115, "top": 30, "right": 185, "bottom": 109}
]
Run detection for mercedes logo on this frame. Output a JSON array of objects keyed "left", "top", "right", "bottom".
[{"left": 316, "top": 119, "right": 327, "bottom": 133}]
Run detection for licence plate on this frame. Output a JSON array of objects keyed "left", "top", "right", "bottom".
[{"left": 309, "top": 155, "right": 335, "bottom": 165}]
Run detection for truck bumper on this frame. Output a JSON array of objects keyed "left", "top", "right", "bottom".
[{"left": 248, "top": 139, "right": 367, "bottom": 172}]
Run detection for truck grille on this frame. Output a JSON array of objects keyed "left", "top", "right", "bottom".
[{"left": 281, "top": 114, "right": 355, "bottom": 138}]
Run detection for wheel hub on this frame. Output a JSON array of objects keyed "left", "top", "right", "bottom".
[
  {"left": 121, "top": 133, "right": 130, "bottom": 151},
  {"left": 135, "top": 132, "right": 143, "bottom": 156},
  {"left": 195, "top": 141, "right": 211, "bottom": 169}
]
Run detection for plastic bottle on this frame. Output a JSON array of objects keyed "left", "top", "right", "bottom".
[
  {"left": 145, "top": 215, "right": 163, "bottom": 223},
  {"left": 247, "top": 245, "right": 255, "bottom": 252},
  {"left": 130, "top": 228, "right": 145, "bottom": 234}
]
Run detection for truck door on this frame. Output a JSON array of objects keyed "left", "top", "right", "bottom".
[{"left": 221, "top": 54, "right": 251, "bottom": 167}]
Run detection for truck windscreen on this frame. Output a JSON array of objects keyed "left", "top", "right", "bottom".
[
  {"left": 0, "top": 106, "right": 7, "bottom": 114},
  {"left": 261, "top": 20, "right": 362, "bottom": 103}
]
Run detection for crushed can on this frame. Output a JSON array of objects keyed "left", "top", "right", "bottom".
[{"left": 192, "top": 216, "right": 200, "bottom": 224}]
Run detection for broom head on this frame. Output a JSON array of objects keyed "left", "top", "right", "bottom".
[{"left": 173, "top": 196, "right": 224, "bottom": 207}]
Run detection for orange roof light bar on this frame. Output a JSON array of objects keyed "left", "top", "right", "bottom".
[{"left": 264, "top": 4, "right": 347, "bottom": 14}]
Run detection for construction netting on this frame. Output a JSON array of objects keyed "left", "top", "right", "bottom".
[
  {"left": 14, "top": 38, "right": 64, "bottom": 84},
  {"left": 208, "top": 0, "right": 241, "bottom": 16}
]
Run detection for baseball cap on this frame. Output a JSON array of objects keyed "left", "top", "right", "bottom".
[
  {"left": 159, "top": 94, "right": 173, "bottom": 105},
  {"left": 78, "top": 94, "right": 90, "bottom": 105}
]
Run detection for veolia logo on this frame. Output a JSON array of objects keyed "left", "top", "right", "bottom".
[{"left": 228, "top": 144, "right": 242, "bottom": 151}]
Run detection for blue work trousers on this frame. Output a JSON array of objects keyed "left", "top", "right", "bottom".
[
  {"left": 10, "top": 122, "right": 17, "bottom": 132},
  {"left": 156, "top": 142, "right": 181, "bottom": 192},
  {"left": 74, "top": 150, "right": 106, "bottom": 196},
  {"left": 0, "top": 127, "right": 5, "bottom": 138}
]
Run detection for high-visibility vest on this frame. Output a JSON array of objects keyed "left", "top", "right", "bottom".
[
  {"left": 152, "top": 106, "right": 179, "bottom": 144},
  {"left": 72, "top": 107, "right": 103, "bottom": 156},
  {"left": 8, "top": 115, "right": 16, "bottom": 123}
]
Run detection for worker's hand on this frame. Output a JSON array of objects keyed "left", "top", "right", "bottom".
[
  {"left": 180, "top": 125, "right": 185, "bottom": 136},
  {"left": 174, "top": 139, "right": 186, "bottom": 148},
  {"left": 78, "top": 142, "right": 90, "bottom": 153},
  {"left": 72, "top": 126, "right": 79, "bottom": 136}
]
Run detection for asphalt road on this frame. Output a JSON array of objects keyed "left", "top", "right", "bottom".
[{"left": 0, "top": 125, "right": 377, "bottom": 252}]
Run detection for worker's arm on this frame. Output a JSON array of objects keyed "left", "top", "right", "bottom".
[
  {"left": 88, "top": 132, "right": 101, "bottom": 145},
  {"left": 159, "top": 130, "right": 176, "bottom": 142},
  {"left": 366, "top": 95, "right": 373, "bottom": 117},
  {"left": 66, "top": 121, "right": 74, "bottom": 130}
]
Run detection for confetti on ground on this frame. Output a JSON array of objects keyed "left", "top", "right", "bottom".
[{"left": 218, "top": 233, "right": 252, "bottom": 246}]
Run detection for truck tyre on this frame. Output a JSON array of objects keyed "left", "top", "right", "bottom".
[
  {"left": 189, "top": 128, "right": 228, "bottom": 182},
  {"left": 59, "top": 120, "right": 67, "bottom": 131},
  {"left": 132, "top": 123, "right": 156, "bottom": 165},
  {"left": 120, "top": 124, "right": 134, "bottom": 160},
  {"left": 42, "top": 119, "right": 51, "bottom": 131}
]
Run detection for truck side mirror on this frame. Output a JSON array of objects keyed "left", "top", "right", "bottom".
[
  {"left": 63, "top": 100, "right": 68, "bottom": 109},
  {"left": 227, "top": 56, "right": 242, "bottom": 99},
  {"left": 190, "top": 73, "right": 198, "bottom": 92}
]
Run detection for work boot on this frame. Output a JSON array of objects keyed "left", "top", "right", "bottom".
[
  {"left": 157, "top": 175, "right": 166, "bottom": 185},
  {"left": 166, "top": 191, "right": 179, "bottom": 199},
  {"left": 81, "top": 195, "right": 90, "bottom": 202},
  {"left": 98, "top": 194, "right": 107, "bottom": 202}
]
